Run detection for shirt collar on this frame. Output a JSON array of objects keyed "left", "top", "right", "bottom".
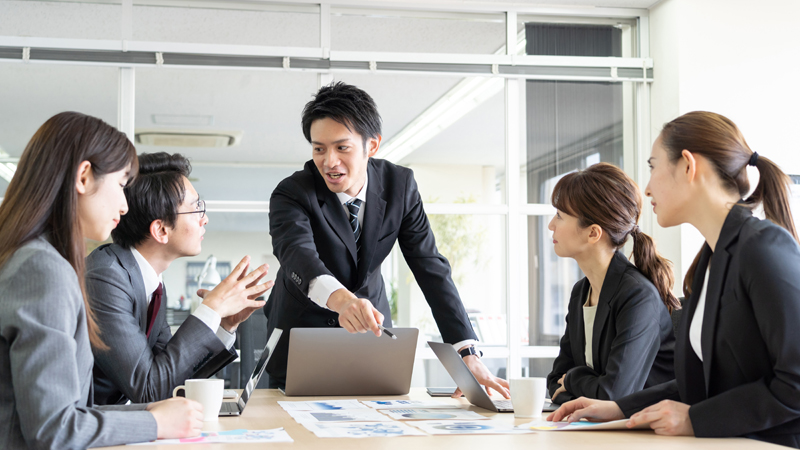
[
  {"left": 335, "top": 171, "right": 368, "bottom": 206},
  {"left": 130, "top": 247, "right": 163, "bottom": 298}
]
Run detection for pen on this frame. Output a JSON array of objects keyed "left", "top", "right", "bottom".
[{"left": 379, "top": 325, "right": 397, "bottom": 339}]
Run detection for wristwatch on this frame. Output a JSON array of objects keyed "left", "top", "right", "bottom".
[{"left": 458, "top": 346, "right": 483, "bottom": 359}]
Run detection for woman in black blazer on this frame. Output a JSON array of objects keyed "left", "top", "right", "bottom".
[
  {"left": 549, "top": 111, "right": 800, "bottom": 448},
  {"left": 546, "top": 163, "right": 676, "bottom": 404}
]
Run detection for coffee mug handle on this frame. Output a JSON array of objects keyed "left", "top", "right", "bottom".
[{"left": 172, "top": 385, "right": 185, "bottom": 398}]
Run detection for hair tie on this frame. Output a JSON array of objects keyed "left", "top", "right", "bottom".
[
  {"left": 631, "top": 224, "right": 640, "bottom": 235},
  {"left": 749, "top": 152, "right": 759, "bottom": 167}
]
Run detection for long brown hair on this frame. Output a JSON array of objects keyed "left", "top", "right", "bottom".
[
  {"left": 659, "top": 111, "right": 798, "bottom": 297},
  {"left": 552, "top": 162, "right": 680, "bottom": 312},
  {"left": 0, "top": 112, "right": 138, "bottom": 349}
]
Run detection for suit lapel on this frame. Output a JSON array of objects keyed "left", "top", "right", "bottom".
[
  {"left": 313, "top": 164, "right": 357, "bottom": 265},
  {"left": 675, "top": 245, "right": 711, "bottom": 402},
  {"left": 701, "top": 248, "right": 730, "bottom": 394},
  {"left": 110, "top": 245, "right": 149, "bottom": 332},
  {"left": 356, "top": 161, "right": 386, "bottom": 287},
  {"left": 700, "top": 205, "right": 749, "bottom": 394},
  {"left": 591, "top": 252, "right": 626, "bottom": 369}
]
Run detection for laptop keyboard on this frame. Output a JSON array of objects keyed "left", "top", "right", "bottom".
[
  {"left": 493, "top": 400, "right": 513, "bottom": 409},
  {"left": 220, "top": 401, "right": 239, "bottom": 414}
]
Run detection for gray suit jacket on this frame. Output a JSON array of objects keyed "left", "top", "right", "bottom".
[
  {"left": 0, "top": 237, "right": 156, "bottom": 449},
  {"left": 86, "top": 243, "right": 236, "bottom": 405}
]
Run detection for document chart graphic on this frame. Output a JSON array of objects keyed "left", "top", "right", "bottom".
[
  {"left": 302, "top": 421, "right": 426, "bottom": 438},
  {"left": 287, "top": 409, "right": 391, "bottom": 423},
  {"left": 410, "top": 420, "right": 536, "bottom": 435},
  {"left": 129, "top": 428, "right": 293, "bottom": 445},
  {"left": 381, "top": 409, "right": 487, "bottom": 420},
  {"left": 278, "top": 400, "right": 367, "bottom": 411},
  {"left": 361, "top": 400, "right": 459, "bottom": 409}
]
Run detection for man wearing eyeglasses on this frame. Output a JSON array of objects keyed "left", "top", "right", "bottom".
[{"left": 85, "top": 152, "right": 273, "bottom": 405}]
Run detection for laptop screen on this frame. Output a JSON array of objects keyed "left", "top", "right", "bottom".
[{"left": 237, "top": 328, "right": 282, "bottom": 409}]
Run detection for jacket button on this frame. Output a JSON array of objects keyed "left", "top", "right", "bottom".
[{"left": 327, "top": 319, "right": 336, "bottom": 326}]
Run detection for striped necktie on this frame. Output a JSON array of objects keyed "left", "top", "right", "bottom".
[{"left": 346, "top": 198, "right": 363, "bottom": 250}]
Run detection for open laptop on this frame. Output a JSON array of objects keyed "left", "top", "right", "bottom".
[
  {"left": 282, "top": 327, "right": 419, "bottom": 396},
  {"left": 428, "top": 341, "right": 557, "bottom": 413},
  {"left": 219, "top": 328, "right": 283, "bottom": 416}
]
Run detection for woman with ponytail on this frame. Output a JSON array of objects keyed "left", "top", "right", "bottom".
[
  {"left": 0, "top": 112, "right": 204, "bottom": 449},
  {"left": 546, "top": 162, "right": 676, "bottom": 404},
  {"left": 549, "top": 111, "right": 800, "bottom": 448}
]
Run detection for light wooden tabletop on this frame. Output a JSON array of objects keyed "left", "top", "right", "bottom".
[{"left": 99, "top": 388, "right": 783, "bottom": 449}]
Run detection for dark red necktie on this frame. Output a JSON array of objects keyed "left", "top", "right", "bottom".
[{"left": 146, "top": 283, "right": 163, "bottom": 339}]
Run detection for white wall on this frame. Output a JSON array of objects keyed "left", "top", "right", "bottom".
[{"left": 649, "top": 0, "right": 800, "bottom": 294}]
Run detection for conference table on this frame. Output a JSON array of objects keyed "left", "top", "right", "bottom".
[{"left": 101, "top": 388, "right": 782, "bottom": 449}]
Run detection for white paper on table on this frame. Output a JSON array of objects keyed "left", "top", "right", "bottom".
[
  {"left": 361, "top": 400, "right": 460, "bottom": 409},
  {"left": 409, "top": 420, "right": 535, "bottom": 435},
  {"left": 128, "top": 428, "right": 293, "bottom": 445},
  {"left": 381, "top": 408, "right": 488, "bottom": 420},
  {"left": 519, "top": 419, "right": 650, "bottom": 431},
  {"left": 287, "top": 408, "right": 392, "bottom": 423},
  {"left": 302, "top": 421, "right": 427, "bottom": 438},
  {"left": 278, "top": 399, "right": 367, "bottom": 411}
]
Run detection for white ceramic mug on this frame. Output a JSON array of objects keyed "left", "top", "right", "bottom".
[
  {"left": 173, "top": 378, "right": 224, "bottom": 422},
  {"left": 509, "top": 377, "right": 547, "bottom": 418}
]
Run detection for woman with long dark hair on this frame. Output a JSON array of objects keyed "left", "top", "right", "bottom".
[
  {"left": 546, "top": 163, "right": 676, "bottom": 404},
  {"left": 549, "top": 111, "right": 800, "bottom": 448},
  {"left": 0, "top": 112, "right": 203, "bottom": 449}
]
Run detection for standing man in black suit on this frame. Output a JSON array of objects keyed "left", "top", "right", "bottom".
[
  {"left": 86, "top": 152, "right": 273, "bottom": 405},
  {"left": 265, "top": 82, "right": 509, "bottom": 397}
]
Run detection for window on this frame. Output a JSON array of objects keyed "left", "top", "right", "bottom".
[{"left": 0, "top": 1, "right": 651, "bottom": 386}]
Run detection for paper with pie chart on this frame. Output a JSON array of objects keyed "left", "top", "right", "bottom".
[
  {"left": 287, "top": 409, "right": 392, "bottom": 423},
  {"left": 409, "top": 420, "right": 535, "bottom": 435},
  {"left": 302, "top": 422, "right": 427, "bottom": 438},
  {"left": 380, "top": 408, "right": 488, "bottom": 420}
]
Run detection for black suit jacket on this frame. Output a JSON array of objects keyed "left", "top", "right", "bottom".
[
  {"left": 264, "top": 158, "right": 477, "bottom": 383},
  {"left": 86, "top": 244, "right": 236, "bottom": 404},
  {"left": 547, "top": 251, "right": 675, "bottom": 403},
  {"left": 616, "top": 205, "right": 800, "bottom": 448}
]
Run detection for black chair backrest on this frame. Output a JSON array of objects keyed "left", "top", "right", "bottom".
[{"left": 237, "top": 308, "right": 269, "bottom": 388}]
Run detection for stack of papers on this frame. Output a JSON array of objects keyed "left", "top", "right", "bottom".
[
  {"left": 518, "top": 419, "right": 650, "bottom": 431},
  {"left": 278, "top": 400, "right": 367, "bottom": 411},
  {"left": 380, "top": 409, "right": 487, "bottom": 420},
  {"left": 410, "top": 421, "right": 535, "bottom": 435},
  {"left": 361, "top": 400, "right": 459, "bottom": 409},
  {"left": 287, "top": 409, "right": 391, "bottom": 423},
  {"left": 129, "top": 429, "right": 293, "bottom": 445},
  {"left": 302, "top": 422, "right": 426, "bottom": 438}
]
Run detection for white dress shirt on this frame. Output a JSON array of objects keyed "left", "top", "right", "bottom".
[
  {"left": 306, "top": 174, "right": 477, "bottom": 353},
  {"left": 130, "top": 248, "right": 235, "bottom": 349},
  {"left": 689, "top": 267, "right": 711, "bottom": 361},
  {"left": 307, "top": 174, "right": 369, "bottom": 309},
  {"left": 583, "top": 288, "right": 597, "bottom": 369}
]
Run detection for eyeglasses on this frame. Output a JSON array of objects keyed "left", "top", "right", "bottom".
[{"left": 177, "top": 199, "right": 206, "bottom": 219}]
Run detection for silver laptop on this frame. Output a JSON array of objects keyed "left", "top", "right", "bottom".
[
  {"left": 283, "top": 327, "right": 418, "bottom": 396},
  {"left": 428, "top": 341, "right": 556, "bottom": 413},
  {"left": 219, "top": 328, "right": 282, "bottom": 416}
]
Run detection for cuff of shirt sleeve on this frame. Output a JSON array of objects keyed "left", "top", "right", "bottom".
[
  {"left": 192, "top": 304, "right": 222, "bottom": 334},
  {"left": 452, "top": 339, "right": 478, "bottom": 353},
  {"left": 308, "top": 275, "right": 345, "bottom": 310},
  {"left": 216, "top": 326, "right": 236, "bottom": 349}
]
